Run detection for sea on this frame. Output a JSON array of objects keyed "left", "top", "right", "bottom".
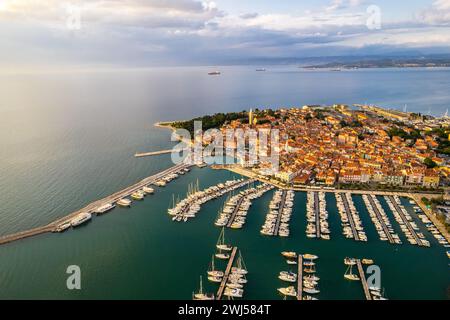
[{"left": 0, "top": 66, "right": 449, "bottom": 299}]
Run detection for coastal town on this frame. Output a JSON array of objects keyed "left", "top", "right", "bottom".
[{"left": 205, "top": 104, "right": 450, "bottom": 191}]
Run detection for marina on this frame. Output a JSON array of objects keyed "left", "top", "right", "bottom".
[
  {"left": 195, "top": 229, "right": 250, "bottom": 300},
  {"left": 336, "top": 193, "right": 367, "bottom": 242},
  {"left": 169, "top": 178, "right": 254, "bottom": 222},
  {"left": 362, "top": 194, "right": 400, "bottom": 245},
  {"left": 278, "top": 252, "right": 320, "bottom": 300},
  {"left": 214, "top": 183, "right": 274, "bottom": 229},
  {"left": 261, "top": 190, "right": 295, "bottom": 237},
  {"left": 306, "top": 192, "right": 330, "bottom": 240},
  {"left": 385, "top": 196, "right": 430, "bottom": 247}
]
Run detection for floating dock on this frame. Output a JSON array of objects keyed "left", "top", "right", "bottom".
[
  {"left": 226, "top": 197, "right": 246, "bottom": 228},
  {"left": 0, "top": 163, "right": 190, "bottom": 246},
  {"left": 366, "top": 195, "right": 396, "bottom": 244},
  {"left": 273, "top": 190, "right": 288, "bottom": 236},
  {"left": 216, "top": 247, "right": 238, "bottom": 300},
  {"left": 297, "top": 255, "right": 303, "bottom": 301},
  {"left": 356, "top": 259, "right": 372, "bottom": 300},
  {"left": 340, "top": 193, "right": 360, "bottom": 241},
  {"left": 314, "top": 192, "right": 321, "bottom": 238},
  {"left": 387, "top": 196, "right": 425, "bottom": 247}
]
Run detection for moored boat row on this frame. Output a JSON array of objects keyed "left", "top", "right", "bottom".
[
  {"left": 385, "top": 196, "right": 430, "bottom": 247},
  {"left": 154, "top": 168, "right": 189, "bottom": 187},
  {"left": 412, "top": 201, "right": 449, "bottom": 247},
  {"left": 260, "top": 190, "right": 294, "bottom": 237},
  {"left": 306, "top": 192, "right": 330, "bottom": 240},
  {"left": 278, "top": 252, "right": 320, "bottom": 300},
  {"left": 194, "top": 229, "right": 249, "bottom": 300},
  {"left": 215, "top": 183, "right": 273, "bottom": 229},
  {"left": 170, "top": 179, "right": 253, "bottom": 222},
  {"left": 363, "top": 194, "right": 401, "bottom": 245},
  {"left": 336, "top": 193, "right": 367, "bottom": 242}
]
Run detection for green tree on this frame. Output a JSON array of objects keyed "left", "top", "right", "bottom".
[{"left": 424, "top": 157, "right": 438, "bottom": 169}]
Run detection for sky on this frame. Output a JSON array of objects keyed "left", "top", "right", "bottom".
[{"left": 1, "top": 0, "right": 450, "bottom": 70}]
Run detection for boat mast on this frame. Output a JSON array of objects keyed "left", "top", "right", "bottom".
[
  {"left": 199, "top": 276, "right": 204, "bottom": 295},
  {"left": 345, "top": 264, "right": 351, "bottom": 276},
  {"left": 238, "top": 250, "right": 247, "bottom": 271}
]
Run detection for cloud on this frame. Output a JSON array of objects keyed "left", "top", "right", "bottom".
[
  {"left": 0, "top": 0, "right": 223, "bottom": 30},
  {"left": 212, "top": 11, "right": 366, "bottom": 34},
  {"left": 419, "top": 0, "right": 450, "bottom": 25},
  {"left": 1, "top": 0, "right": 450, "bottom": 69},
  {"left": 239, "top": 12, "right": 259, "bottom": 20},
  {"left": 326, "top": 0, "right": 366, "bottom": 11}
]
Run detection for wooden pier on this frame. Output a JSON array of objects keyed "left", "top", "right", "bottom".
[
  {"left": 226, "top": 197, "right": 246, "bottom": 228},
  {"left": 296, "top": 255, "right": 303, "bottom": 301},
  {"left": 367, "top": 195, "right": 395, "bottom": 244},
  {"left": 216, "top": 247, "right": 238, "bottom": 300},
  {"left": 0, "top": 163, "right": 190, "bottom": 246},
  {"left": 340, "top": 193, "right": 360, "bottom": 241},
  {"left": 356, "top": 259, "right": 372, "bottom": 300},
  {"left": 273, "top": 190, "right": 288, "bottom": 236},
  {"left": 387, "top": 196, "right": 424, "bottom": 246},
  {"left": 314, "top": 192, "right": 321, "bottom": 238}
]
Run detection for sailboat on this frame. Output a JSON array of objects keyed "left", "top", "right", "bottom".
[
  {"left": 344, "top": 264, "right": 360, "bottom": 281},
  {"left": 231, "top": 251, "right": 248, "bottom": 275},
  {"left": 216, "top": 228, "right": 233, "bottom": 252},
  {"left": 207, "top": 255, "right": 224, "bottom": 278},
  {"left": 193, "top": 276, "right": 215, "bottom": 300}
]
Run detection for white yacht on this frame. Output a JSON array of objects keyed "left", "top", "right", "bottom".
[
  {"left": 281, "top": 252, "right": 297, "bottom": 259},
  {"left": 143, "top": 186, "right": 154, "bottom": 194},
  {"left": 207, "top": 255, "right": 224, "bottom": 278},
  {"left": 95, "top": 203, "right": 115, "bottom": 214},
  {"left": 131, "top": 191, "right": 144, "bottom": 200},
  {"left": 279, "top": 271, "right": 297, "bottom": 283},
  {"left": 70, "top": 212, "right": 92, "bottom": 227},
  {"left": 224, "top": 288, "right": 243, "bottom": 298},
  {"left": 277, "top": 286, "right": 297, "bottom": 297},
  {"left": 54, "top": 222, "right": 71, "bottom": 233},
  {"left": 117, "top": 198, "right": 132, "bottom": 207}
]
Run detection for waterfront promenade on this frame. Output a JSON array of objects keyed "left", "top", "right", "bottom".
[{"left": 0, "top": 163, "right": 190, "bottom": 246}]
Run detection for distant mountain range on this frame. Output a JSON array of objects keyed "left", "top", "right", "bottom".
[
  {"left": 219, "top": 54, "right": 450, "bottom": 68},
  {"left": 303, "top": 57, "right": 450, "bottom": 69}
]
